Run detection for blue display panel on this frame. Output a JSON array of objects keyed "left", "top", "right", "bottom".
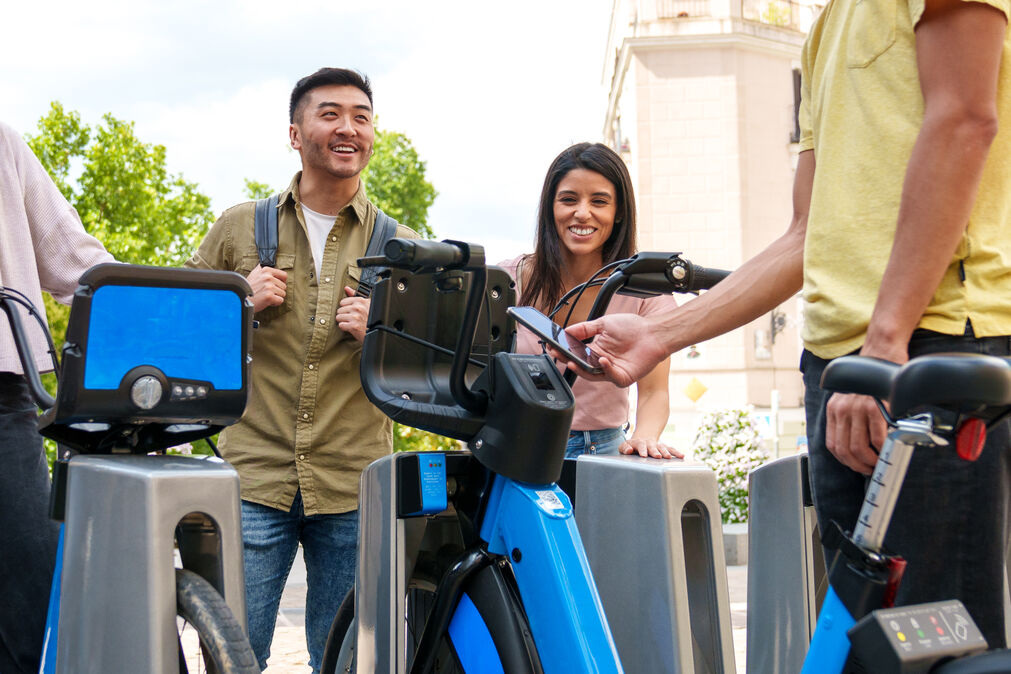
[{"left": 84, "top": 285, "right": 243, "bottom": 390}]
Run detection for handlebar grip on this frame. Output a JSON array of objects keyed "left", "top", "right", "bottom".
[
  {"left": 690, "top": 264, "right": 731, "bottom": 292},
  {"left": 383, "top": 238, "right": 466, "bottom": 270}
]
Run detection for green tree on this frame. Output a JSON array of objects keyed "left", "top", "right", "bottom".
[
  {"left": 26, "top": 102, "right": 214, "bottom": 269},
  {"left": 26, "top": 103, "right": 217, "bottom": 462},
  {"left": 363, "top": 127, "right": 437, "bottom": 238},
  {"left": 243, "top": 179, "right": 274, "bottom": 200},
  {"left": 363, "top": 127, "right": 445, "bottom": 449},
  {"left": 26, "top": 102, "right": 216, "bottom": 353}
]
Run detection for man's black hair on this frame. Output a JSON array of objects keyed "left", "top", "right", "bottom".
[{"left": 289, "top": 68, "right": 373, "bottom": 124}]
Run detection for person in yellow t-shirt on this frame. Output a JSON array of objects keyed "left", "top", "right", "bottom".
[{"left": 565, "top": 0, "right": 1011, "bottom": 647}]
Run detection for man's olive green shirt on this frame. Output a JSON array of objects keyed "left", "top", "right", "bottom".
[{"left": 186, "top": 173, "right": 417, "bottom": 514}]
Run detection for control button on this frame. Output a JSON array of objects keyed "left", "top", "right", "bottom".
[
  {"left": 546, "top": 393, "right": 556, "bottom": 401},
  {"left": 897, "top": 632, "right": 906, "bottom": 642}
]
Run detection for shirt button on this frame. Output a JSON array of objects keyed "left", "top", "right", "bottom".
[
  {"left": 331, "top": 235, "right": 337, "bottom": 242},
  {"left": 324, "top": 277, "right": 331, "bottom": 283},
  {"left": 308, "top": 364, "right": 314, "bottom": 370},
  {"left": 309, "top": 316, "right": 315, "bottom": 323},
  {"left": 302, "top": 413, "right": 309, "bottom": 419},
  {"left": 299, "top": 454, "right": 306, "bottom": 460},
  {"left": 319, "top": 318, "right": 327, "bottom": 325}
]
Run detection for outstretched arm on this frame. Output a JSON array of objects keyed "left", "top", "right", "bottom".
[{"left": 565, "top": 150, "right": 814, "bottom": 387}]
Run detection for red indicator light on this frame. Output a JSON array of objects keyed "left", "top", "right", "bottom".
[
  {"left": 957, "top": 418, "right": 986, "bottom": 461},
  {"left": 936, "top": 627, "right": 944, "bottom": 635}
]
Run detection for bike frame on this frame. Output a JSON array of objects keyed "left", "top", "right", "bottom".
[{"left": 7, "top": 265, "right": 253, "bottom": 674}]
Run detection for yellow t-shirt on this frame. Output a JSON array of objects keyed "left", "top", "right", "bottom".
[{"left": 799, "top": 0, "right": 1011, "bottom": 359}]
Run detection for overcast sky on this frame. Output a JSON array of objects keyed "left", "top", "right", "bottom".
[{"left": 3, "top": 0, "right": 614, "bottom": 263}]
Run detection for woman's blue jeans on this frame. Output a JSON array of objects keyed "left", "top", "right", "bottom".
[
  {"left": 240, "top": 491, "right": 358, "bottom": 673},
  {"left": 566, "top": 427, "right": 625, "bottom": 458}
]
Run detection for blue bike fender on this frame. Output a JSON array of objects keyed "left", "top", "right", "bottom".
[
  {"left": 448, "top": 593, "right": 505, "bottom": 674},
  {"left": 801, "top": 586, "right": 857, "bottom": 673},
  {"left": 39, "top": 525, "right": 65, "bottom": 674}
]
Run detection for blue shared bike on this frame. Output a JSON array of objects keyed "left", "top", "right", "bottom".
[
  {"left": 2, "top": 264, "right": 258, "bottom": 673},
  {"left": 319, "top": 239, "right": 728, "bottom": 674},
  {"left": 801, "top": 352, "right": 1011, "bottom": 672}
]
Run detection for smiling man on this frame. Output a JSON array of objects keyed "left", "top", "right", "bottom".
[{"left": 186, "top": 67, "right": 416, "bottom": 673}]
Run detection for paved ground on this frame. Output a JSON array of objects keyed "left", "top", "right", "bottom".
[{"left": 257, "top": 548, "right": 750, "bottom": 673}]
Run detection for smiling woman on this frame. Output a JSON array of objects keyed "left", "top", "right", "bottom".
[{"left": 498, "top": 142, "right": 682, "bottom": 461}]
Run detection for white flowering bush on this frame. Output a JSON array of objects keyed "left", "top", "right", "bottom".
[{"left": 692, "top": 407, "right": 770, "bottom": 524}]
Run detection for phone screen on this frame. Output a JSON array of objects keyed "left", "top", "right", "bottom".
[{"left": 507, "top": 306, "right": 603, "bottom": 374}]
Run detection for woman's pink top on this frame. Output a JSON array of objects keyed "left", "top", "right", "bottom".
[{"left": 498, "top": 255, "right": 677, "bottom": 431}]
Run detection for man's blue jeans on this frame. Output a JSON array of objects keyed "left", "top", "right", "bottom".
[
  {"left": 566, "top": 427, "right": 625, "bottom": 458},
  {"left": 241, "top": 492, "right": 358, "bottom": 673},
  {"left": 801, "top": 326, "right": 1011, "bottom": 648}
]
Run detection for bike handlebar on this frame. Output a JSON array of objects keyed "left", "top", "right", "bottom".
[
  {"left": 359, "top": 238, "right": 481, "bottom": 273},
  {"left": 0, "top": 293, "right": 56, "bottom": 410}
]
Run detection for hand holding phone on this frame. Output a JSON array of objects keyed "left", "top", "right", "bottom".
[{"left": 507, "top": 306, "right": 603, "bottom": 374}]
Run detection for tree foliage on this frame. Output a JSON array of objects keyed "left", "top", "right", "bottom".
[
  {"left": 26, "top": 102, "right": 214, "bottom": 268},
  {"left": 243, "top": 179, "right": 274, "bottom": 200},
  {"left": 26, "top": 102, "right": 216, "bottom": 358},
  {"left": 363, "top": 127, "right": 437, "bottom": 238}
]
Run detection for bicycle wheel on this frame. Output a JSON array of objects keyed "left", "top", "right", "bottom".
[
  {"left": 176, "top": 568, "right": 259, "bottom": 674},
  {"left": 320, "top": 588, "right": 356, "bottom": 674},
  {"left": 406, "top": 573, "right": 463, "bottom": 674}
]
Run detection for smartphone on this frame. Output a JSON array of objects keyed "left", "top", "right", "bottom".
[{"left": 507, "top": 306, "right": 604, "bottom": 374}]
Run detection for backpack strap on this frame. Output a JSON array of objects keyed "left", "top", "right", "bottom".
[
  {"left": 254, "top": 194, "right": 280, "bottom": 268},
  {"left": 356, "top": 209, "right": 399, "bottom": 296}
]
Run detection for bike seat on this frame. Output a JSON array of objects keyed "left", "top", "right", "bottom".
[
  {"left": 820, "top": 356, "right": 899, "bottom": 400},
  {"left": 890, "top": 353, "right": 1011, "bottom": 418},
  {"left": 933, "top": 648, "right": 1011, "bottom": 673}
]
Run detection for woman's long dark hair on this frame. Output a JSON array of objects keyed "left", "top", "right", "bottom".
[{"left": 520, "top": 142, "right": 638, "bottom": 313}]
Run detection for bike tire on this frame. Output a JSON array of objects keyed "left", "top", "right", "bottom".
[
  {"left": 318, "top": 570, "right": 463, "bottom": 673},
  {"left": 176, "top": 568, "right": 259, "bottom": 674},
  {"left": 320, "top": 588, "right": 356, "bottom": 674}
]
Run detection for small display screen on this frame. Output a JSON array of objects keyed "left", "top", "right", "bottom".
[{"left": 84, "top": 285, "right": 243, "bottom": 390}]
